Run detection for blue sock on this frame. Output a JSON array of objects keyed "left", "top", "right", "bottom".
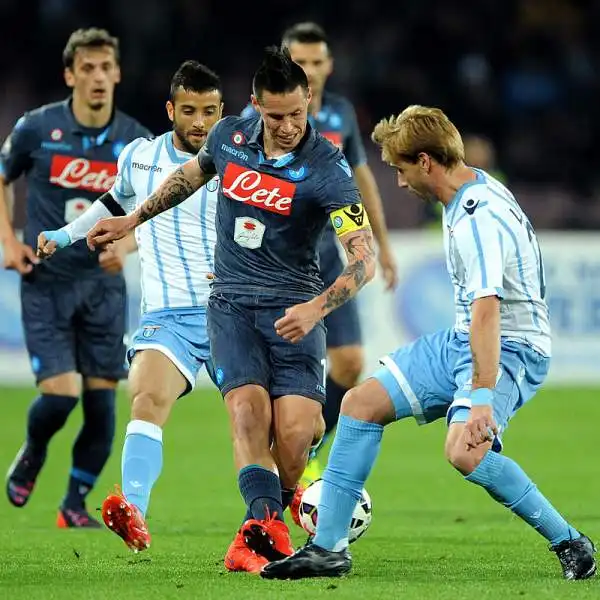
[
  {"left": 66, "top": 389, "right": 116, "bottom": 509},
  {"left": 314, "top": 415, "right": 383, "bottom": 551},
  {"left": 242, "top": 479, "right": 292, "bottom": 523},
  {"left": 238, "top": 465, "right": 284, "bottom": 522},
  {"left": 121, "top": 420, "right": 163, "bottom": 517},
  {"left": 466, "top": 450, "right": 580, "bottom": 545},
  {"left": 27, "top": 394, "right": 78, "bottom": 455}
]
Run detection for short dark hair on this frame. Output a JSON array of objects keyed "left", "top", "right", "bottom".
[
  {"left": 252, "top": 46, "right": 309, "bottom": 101},
  {"left": 281, "top": 22, "right": 329, "bottom": 49},
  {"left": 63, "top": 28, "right": 120, "bottom": 69},
  {"left": 169, "top": 60, "right": 222, "bottom": 102}
]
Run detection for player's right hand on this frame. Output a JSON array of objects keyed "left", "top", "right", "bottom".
[
  {"left": 37, "top": 230, "right": 71, "bottom": 260},
  {"left": 87, "top": 215, "right": 135, "bottom": 250},
  {"left": 2, "top": 237, "right": 39, "bottom": 274}
]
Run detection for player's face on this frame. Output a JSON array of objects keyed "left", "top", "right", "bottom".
[
  {"left": 287, "top": 41, "right": 332, "bottom": 98},
  {"left": 64, "top": 46, "right": 121, "bottom": 111},
  {"left": 167, "top": 88, "right": 223, "bottom": 154},
  {"left": 393, "top": 157, "right": 434, "bottom": 201},
  {"left": 253, "top": 86, "right": 312, "bottom": 152}
]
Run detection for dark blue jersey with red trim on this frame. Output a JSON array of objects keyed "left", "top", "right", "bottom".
[
  {"left": 198, "top": 115, "right": 361, "bottom": 299},
  {"left": 0, "top": 98, "right": 150, "bottom": 280}
]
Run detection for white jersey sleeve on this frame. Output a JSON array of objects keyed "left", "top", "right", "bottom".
[
  {"left": 110, "top": 137, "right": 147, "bottom": 211},
  {"left": 453, "top": 200, "right": 505, "bottom": 302}
]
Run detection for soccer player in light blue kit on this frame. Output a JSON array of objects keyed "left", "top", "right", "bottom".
[
  {"left": 262, "top": 105, "right": 597, "bottom": 581},
  {"left": 37, "top": 61, "right": 222, "bottom": 551}
]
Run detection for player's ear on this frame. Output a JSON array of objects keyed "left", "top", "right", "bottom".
[
  {"left": 166, "top": 101, "right": 175, "bottom": 123},
  {"left": 250, "top": 94, "right": 259, "bottom": 111},
  {"left": 64, "top": 68, "right": 75, "bottom": 89},
  {"left": 114, "top": 65, "right": 121, "bottom": 85},
  {"left": 326, "top": 56, "right": 334, "bottom": 77},
  {"left": 218, "top": 102, "right": 224, "bottom": 119}
]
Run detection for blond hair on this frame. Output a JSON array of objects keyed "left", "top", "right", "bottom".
[{"left": 371, "top": 105, "right": 464, "bottom": 168}]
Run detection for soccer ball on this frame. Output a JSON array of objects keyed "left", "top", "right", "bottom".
[{"left": 298, "top": 479, "right": 372, "bottom": 543}]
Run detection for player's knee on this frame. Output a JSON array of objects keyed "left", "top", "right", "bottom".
[
  {"left": 39, "top": 373, "right": 80, "bottom": 397},
  {"left": 340, "top": 386, "right": 376, "bottom": 422},
  {"left": 131, "top": 390, "right": 172, "bottom": 423},
  {"left": 329, "top": 347, "right": 364, "bottom": 388},
  {"left": 444, "top": 440, "right": 485, "bottom": 476},
  {"left": 227, "top": 390, "right": 270, "bottom": 442}
]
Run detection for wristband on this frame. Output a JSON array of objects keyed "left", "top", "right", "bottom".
[{"left": 471, "top": 388, "right": 493, "bottom": 406}]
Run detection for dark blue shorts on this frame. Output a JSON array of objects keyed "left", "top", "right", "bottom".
[
  {"left": 319, "top": 234, "right": 362, "bottom": 348},
  {"left": 20, "top": 275, "right": 128, "bottom": 384},
  {"left": 207, "top": 291, "right": 327, "bottom": 404}
]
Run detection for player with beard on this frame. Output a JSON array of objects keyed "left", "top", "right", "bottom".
[{"left": 36, "top": 61, "right": 223, "bottom": 549}]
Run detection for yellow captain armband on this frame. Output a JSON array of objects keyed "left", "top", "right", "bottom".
[{"left": 330, "top": 203, "right": 370, "bottom": 236}]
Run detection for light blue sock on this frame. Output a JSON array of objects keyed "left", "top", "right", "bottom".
[
  {"left": 313, "top": 415, "right": 383, "bottom": 552},
  {"left": 466, "top": 450, "right": 580, "bottom": 545},
  {"left": 121, "top": 420, "right": 163, "bottom": 517}
]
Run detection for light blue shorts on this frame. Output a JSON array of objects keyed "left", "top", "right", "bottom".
[
  {"left": 373, "top": 328, "right": 550, "bottom": 450},
  {"left": 128, "top": 307, "right": 212, "bottom": 394}
]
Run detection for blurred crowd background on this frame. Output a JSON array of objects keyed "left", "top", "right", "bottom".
[{"left": 2, "top": 0, "right": 600, "bottom": 229}]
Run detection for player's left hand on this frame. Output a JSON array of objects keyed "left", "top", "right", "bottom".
[
  {"left": 98, "top": 242, "right": 127, "bottom": 275},
  {"left": 464, "top": 405, "right": 498, "bottom": 450},
  {"left": 378, "top": 246, "right": 398, "bottom": 291},
  {"left": 274, "top": 299, "right": 321, "bottom": 343},
  {"left": 87, "top": 214, "right": 136, "bottom": 250}
]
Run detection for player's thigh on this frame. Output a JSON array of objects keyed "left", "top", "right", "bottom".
[
  {"left": 207, "top": 293, "right": 271, "bottom": 396},
  {"left": 128, "top": 308, "right": 210, "bottom": 397},
  {"left": 20, "top": 278, "right": 78, "bottom": 387},
  {"left": 76, "top": 276, "right": 127, "bottom": 382},
  {"left": 327, "top": 344, "right": 364, "bottom": 388},
  {"left": 447, "top": 339, "right": 550, "bottom": 450},
  {"left": 128, "top": 349, "right": 187, "bottom": 410},
  {"left": 372, "top": 328, "right": 457, "bottom": 425}
]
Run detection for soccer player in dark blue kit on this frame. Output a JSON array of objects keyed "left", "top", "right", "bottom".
[
  {"left": 0, "top": 28, "right": 150, "bottom": 527},
  {"left": 244, "top": 23, "right": 398, "bottom": 486},
  {"left": 86, "top": 46, "right": 376, "bottom": 572}
]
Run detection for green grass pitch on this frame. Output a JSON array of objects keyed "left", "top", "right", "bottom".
[{"left": 0, "top": 386, "right": 598, "bottom": 599}]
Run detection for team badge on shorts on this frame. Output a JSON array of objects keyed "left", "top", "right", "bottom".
[{"left": 142, "top": 326, "right": 160, "bottom": 338}]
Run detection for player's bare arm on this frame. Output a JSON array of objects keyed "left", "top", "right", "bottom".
[
  {"left": 0, "top": 176, "right": 39, "bottom": 273},
  {"left": 353, "top": 163, "right": 398, "bottom": 290},
  {"left": 322, "top": 227, "right": 376, "bottom": 313},
  {"left": 465, "top": 295, "right": 501, "bottom": 449},
  {"left": 87, "top": 158, "right": 212, "bottom": 248}
]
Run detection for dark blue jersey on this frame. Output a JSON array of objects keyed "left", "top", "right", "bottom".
[
  {"left": 0, "top": 98, "right": 150, "bottom": 280},
  {"left": 198, "top": 115, "right": 362, "bottom": 299},
  {"left": 241, "top": 91, "right": 367, "bottom": 273}
]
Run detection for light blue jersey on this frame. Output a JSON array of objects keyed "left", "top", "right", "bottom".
[
  {"left": 373, "top": 169, "right": 551, "bottom": 443},
  {"left": 110, "top": 132, "right": 217, "bottom": 391},
  {"left": 443, "top": 169, "right": 550, "bottom": 357}
]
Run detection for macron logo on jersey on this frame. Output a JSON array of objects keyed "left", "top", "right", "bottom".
[
  {"left": 222, "top": 162, "right": 295, "bottom": 216},
  {"left": 132, "top": 161, "right": 162, "bottom": 173},
  {"left": 49, "top": 155, "right": 117, "bottom": 192}
]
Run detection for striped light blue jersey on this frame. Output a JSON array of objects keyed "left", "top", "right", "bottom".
[
  {"left": 442, "top": 168, "right": 551, "bottom": 356},
  {"left": 109, "top": 132, "right": 217, "bottom": 313}
]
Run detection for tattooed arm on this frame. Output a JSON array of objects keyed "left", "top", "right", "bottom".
[
  {"left": 470, "top": 296, "right": 501, "bottom": 391},
  {"left": 86, "top": 156, "right": 215, "bottom": 249},
  {"left": 134, "top": 158, "right": 211, "bottom": 225},
  {"left": 274, "top": 226, "right": 376, "bottom": 344},
  {"left": 319, "top": 227, "right": 376, "bottom": 317}
]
